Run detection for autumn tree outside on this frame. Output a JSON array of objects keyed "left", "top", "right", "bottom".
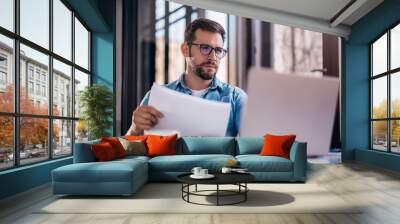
[{"left": 0, "top": 84, "right": 60, "bottom": 159}]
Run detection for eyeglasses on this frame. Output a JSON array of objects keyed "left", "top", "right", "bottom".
[{"left": 189, "top": 43, "right": 227, "bottom": 59}]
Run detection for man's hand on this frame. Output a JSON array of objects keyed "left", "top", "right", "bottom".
[{"left": 127, "top": 105, "right": 164, "bottom": 135}]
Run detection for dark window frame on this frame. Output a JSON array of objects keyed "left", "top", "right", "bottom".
[
  {"left": 154, "top": 1, "right": 230, "bottom": 84},
  {"left": 369, "top": 20, "right": 400, "bottom": 154},
  {"left": 154, "top": 1, "right": 197, "bottom": 84},
  {"left": 0, "top": 0, "right": 92, "bottom": 171}
]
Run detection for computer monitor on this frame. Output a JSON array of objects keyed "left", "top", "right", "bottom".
[{"left": 240, "top": 67, "right": 339, "bottom": 156}]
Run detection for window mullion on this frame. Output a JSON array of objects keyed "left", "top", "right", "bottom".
[
  {"left": 88, "top": 30, "right": 90, "bottom": 73},
  {"left": 388, "top": 29, "right": 391, "bottom": 152},
  {"left": 370, "top": 45, "right": 373, "bottom": 149},
  {"left": 49, "top": 0, "right": 54, "bottom": 160},
  {"left": 14, "top": 0, "right": 21, "bottom": 167},
  {"left": 164, "top": 1, "right": 169, "bottom": 83},
  {"left": 71, "top": 10, "right": 76, "bottom": 155}
]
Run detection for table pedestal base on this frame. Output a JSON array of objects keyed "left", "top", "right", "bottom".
[{"left": 181, "top": 183, "right": 249, "bottom": 206}]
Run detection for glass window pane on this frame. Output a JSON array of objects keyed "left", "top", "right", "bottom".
[
  {"left": 206, "top": 10, "right": 229, "bottom": 82},
  {"left": 74, "top": 69, "right": 89, "bottom": 118},
  {"left": 75, "top": 18, "right": 89, "bottom": 70},
  {"left": 0, "top": 0, "right": 14, "bottom": 31},
  {"left": 75, "top": 120, "right": 88, "bottom": 143},
  {"left": 169, "top": 8, "right": 186, "bottom": 23},
  {"left": 168, "top": 19, "right": 185, "bottom": 82},
  {"left": 53, "top": 0, "right": 72, "bottom": 60},
  {"left": 20, "top": 0, "right": 49, "bottom": 49},
  {"left": 169, "top": 2, "right": 182, "bottom": 12},
  {"left": 20, "top": 117, "right": 49, "bottom": 165},
  {"left": 0, "top": 34, "right": 14, "bottom": 113},
  {"left": 155, "top": 29, "right": 165, "bottom": 84},
  {"left": 20, "top": 44, "right": 49, "bottom": 115},
  {"left": 156, "top": 0, "right": 165, "bottom": 19},
  {"left": 372, "top": 33, "right": 387, "bottom": 76},
  {"left": 191, "top": 11, "right": 198, "bottom": 22},
  {"left": 391, "top": 120, "right": 400, "bottom": 153},
  {"left": 53, "top": 59, "right": 72, "bottom": 117},
  {"left": 272, "top": 24, "right": 323, "bottom": 77},
  {"left": 205, "top": 11, "right": 228, "bottom": 45},
  {"left": 372, "top": 121, "right": 388, "bottom": 151},
  {"left": 155, "top": 19, "right": 165, "bottom": 31},
  {"left": 391, "top": 24, "right": 400, "bottom": 70},
  {"left": 372, "top": 76, "right": 387, "bottom": 119},
  {"left": 53, "top": 119, "right": 72, "bottom": 157},
  {"left": 391, "top": 72, "right": 400, "bottom": 118},
  {"left": 0, "top": 116, "right": 13, "bottom": 170},
  {"left": 20, "top": 45, "right": 49, "bottom": 115}
]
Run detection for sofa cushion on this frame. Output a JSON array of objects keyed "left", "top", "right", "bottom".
[
  {"left": 236, "top": 155, "right": 293, "bottom": 172},
  {"left": 118, "top": 138, "right": 147, "bottom": 156},
  {"left": 260, "top": 134, "right": 296, "bottom": 159},
  {"left": 101, "top": 137, "right": 127, "bottom": 158},
  {"left": 124, "top": 135, "right": 148, "bottom": 141},
  {"left": 53, "top": 158, "right": 148, "bottom": 183},
  {"left": 114, "top": 155, "right": 150, "bottom": 163},
  {"left": 74, "top": 140, "right": 100, "bottom": 163},
  {"left": 235, "top": 137, "right": 263, "bottom": 155},
  {"left": 148, "top": 154, "right": 235, "bottom": 172},
  {"left": 91, "top": 142, "right": 118, "bottom": 161},
  {"left": 177, "top": 137, "right": 236, "bottom": 155},
  {"left": 147, "top": 134, "right": 178, "bottom": 157}
]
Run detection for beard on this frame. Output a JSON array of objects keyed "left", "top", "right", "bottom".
[{"left": 192, "top": 60, "right": 218, "bottom": 80}]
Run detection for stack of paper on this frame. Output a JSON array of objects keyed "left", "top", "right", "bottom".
[{"left": 144, "top": 84, "right": 231, "bottom": 137}]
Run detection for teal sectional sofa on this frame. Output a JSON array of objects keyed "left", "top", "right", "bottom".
[{"left": 52, "top": 137, "right": 307, "bottom": 196}]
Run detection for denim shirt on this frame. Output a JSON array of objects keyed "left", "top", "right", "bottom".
[{"left": 140, "top": 74, "right": 247, "bottom": 136}]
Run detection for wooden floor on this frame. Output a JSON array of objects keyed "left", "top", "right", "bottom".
[{"left": 1, "top": 161, "right": 400, "bottom": 224}]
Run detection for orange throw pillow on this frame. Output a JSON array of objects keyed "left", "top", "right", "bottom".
[
  {"left": 260, "top": 134, "right": 296, "bottom": 159},
  {"left": 101, "top": 137, "right": 127, "bottom": 158},
  {"left": 91, "top": 142, "right": 118, "bottom": 161},
  {"left": 146, "top": 134, "right": 178, "bottom": 157},
  {"left": 124, "top": 135, "right": 148, "bottom": 142}
]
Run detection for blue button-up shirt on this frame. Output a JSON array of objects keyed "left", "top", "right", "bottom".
[{"left": 140, "top": 74, "right": 247, "bottom": 136}]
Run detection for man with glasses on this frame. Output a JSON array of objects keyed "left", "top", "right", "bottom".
[{"left": 126, "top": 18, "right": 247, "bottom": 136}]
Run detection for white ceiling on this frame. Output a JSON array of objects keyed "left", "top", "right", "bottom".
[
  {"left": 226, "top": 0, "right": 352, "bottom": 22},
  {"left": 169, "top": 0, "right": 384, "bottom": 37}
]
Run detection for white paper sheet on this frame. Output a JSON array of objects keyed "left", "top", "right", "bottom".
[{"left": 144, "top": 84, "right": 231, "bottom": 137}]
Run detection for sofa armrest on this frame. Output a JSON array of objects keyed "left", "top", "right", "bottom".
[
  {"left": 289, "top": 141, "right": 307, "bottom": 181},
  {"left": 73, "top": 140, "right": 100, "bottom": 163}
]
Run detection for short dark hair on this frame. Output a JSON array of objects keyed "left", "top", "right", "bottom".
[{"left": 184, "top": 18, "right": 225, "bottom": 43}]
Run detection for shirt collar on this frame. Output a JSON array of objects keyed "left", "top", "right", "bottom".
[{"left": 177, "top": 73, "right": 223, "bottom": 91}]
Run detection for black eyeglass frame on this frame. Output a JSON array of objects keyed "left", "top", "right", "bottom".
[{"left": 189, "top": 42, "right": 227, "bottom": 59}]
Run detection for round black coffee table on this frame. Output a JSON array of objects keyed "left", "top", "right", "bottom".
[{"left": 177, "top": 172, "right": 255, "bottom": 206}]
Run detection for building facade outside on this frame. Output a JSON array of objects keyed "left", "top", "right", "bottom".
[{"left": 0, "top": 41, "right": 76, "bottom": 168}]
